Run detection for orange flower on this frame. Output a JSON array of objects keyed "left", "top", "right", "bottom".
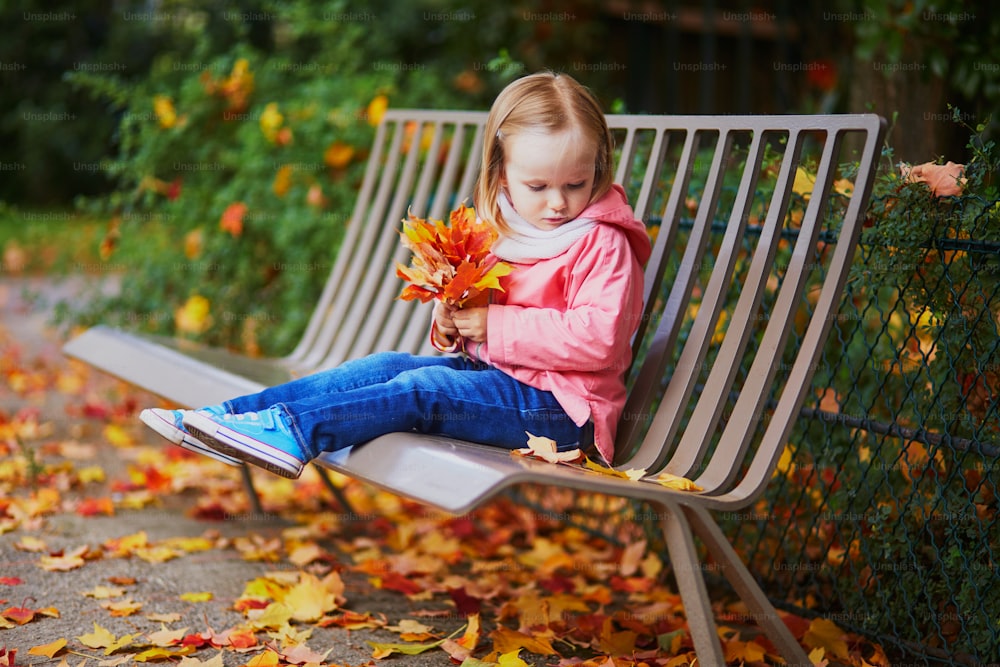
[
  {"left": 203, "top": 58, "right": 254, "bottom": 113},
  {"left": 220, "top": 202, "right": 248, "bottom": 237},
  {"left": 184, "top": 228, "right": 203, "bottom": 259},
  {"left": 900, "top": 161, "right": 967, "bottom": 198},
  {"left": 272, "top": 165, "right": 293, "bottom": 197},
  {"left": 324, "top": 142, "right": 354, "bottom": 169}
]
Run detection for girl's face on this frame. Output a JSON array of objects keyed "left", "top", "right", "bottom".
[{"left": 501, "top": 128, "right": 597, "bottom": 231}]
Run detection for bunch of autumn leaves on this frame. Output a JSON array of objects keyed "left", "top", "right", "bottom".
[{"left": 395, "top": 204, "right": 512, "bottom": 309}]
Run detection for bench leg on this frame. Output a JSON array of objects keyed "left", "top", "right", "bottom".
[
  {"left": 658, "top": 502, "right": 727, "bottom": 664},
  {"left": 683, "top": 503, "right": 813, "bottom": 667},
  {"left": 313, "top": 466, "right": 356, "bottom": 516},
  {"left": 238, "top": 463, "right": 355, "bottom": 517},
  {"left": 239, "top": 464, "right": 264, "bottom": 515}
]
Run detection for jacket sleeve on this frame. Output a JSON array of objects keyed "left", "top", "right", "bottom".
[{"left": 486, "top": 235, "right": 641, "bottom": 373}]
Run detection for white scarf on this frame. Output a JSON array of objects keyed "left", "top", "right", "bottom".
[{"left": 491, "top": 192, "right": 596, "bottom": 263}]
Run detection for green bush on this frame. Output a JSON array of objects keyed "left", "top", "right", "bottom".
[{"left": 63, "top": 2, "right": 478, "bottom": 355}]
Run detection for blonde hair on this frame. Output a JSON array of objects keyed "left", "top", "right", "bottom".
[{"left": 474, "top": 71, "right": 615, "bottom": 236}]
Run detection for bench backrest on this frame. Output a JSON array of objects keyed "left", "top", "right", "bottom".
[{"left": 291, "top": 109, "right": 884, "bottom": 506}]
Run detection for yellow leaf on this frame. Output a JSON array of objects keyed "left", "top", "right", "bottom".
[
  {"left": 472, "top": 261, "right": 514, "bottom": 292},
  {"left": 650, "top": 472, "right": 703, "bottom": 492},
  {"left": 804, "top": 618, "right": 849, "bottom": 661},
  {"left": 288, "top": 542, "right": 325, "bottom": 567},
  {"left": 28, "top": 638, "right": 67, "bottom": 658},
  {"left": 775, "top": 445, "right": 795, "bottom": 477},
  {"left": 246, "top": 602, "right": 293, "bottom": 630},
  {"left": 161, "top": 536, "right": 214, "bottom": 553},
  {"left": 101, "top": 598, "right": 143, "bottom": 617},
  {"left": 15, "top": 535, "right": 47, "bottom": 552},
  {"left": 490, "top": 626, "right": 557, "bottom": 656},
  {"left": 498, "top": 649, "right": 531, "bottom": 667},
  {"left": 387, "top": 619, "right": 437, "bottom": 638},
  {"left": 456, "top": 613, "right": 481, "bottom": 650},
  {"left": 179, "top": 591, "right": 213, "bottom": 603},
  {"left": 580, "top": 458, "right": 645, "bottom": 479},
  {"left": 136, "top": 545, "right": 180, "bottom": 564},
  {"left": 147, "top": 626, "right": 189, "bottom": 647},
  {"left": 81, "top": 585, "right": 124, "bottom": 599},
  {"left": 77, "top": 622, "right": 137, "bottom": 654},
  {"left": 77, "top": 465, "right": 106, "bottom": 484},
  {"left": 135, "top": 646, "right": 196, "bottom": 662},
  {"left": 368, "top": 638, "right": 445, "bottom": 659},
  {"left": 792, "top": 165, "right": 816, "bottom": 199},
  {"left": 245, "top": 650, "right": 280, "bottom": 667},
  {"left": 147, "top": 612, "right": 183, "bottom": 623},
  {"left": 178, "top": 653, "right": 225, "bottom": 667},
  {"left": 39, "top": 545, "right": 88, "bottom": 572},
  {"left": 724, "top": 638, "right": 767, "bottom": 663},
  {"left": 284, "top": 573, "right": 338, "bottom": 622},
  {"left": 808, "top": 646, "right": 829, "bottom": 667},
  {"left": 103, "top": 423, "right": 133, "bottom": 447}
]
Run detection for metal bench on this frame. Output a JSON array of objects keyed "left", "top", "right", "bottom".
[{"left": 64, "top": 109, "right": 885, "bottom": 664}]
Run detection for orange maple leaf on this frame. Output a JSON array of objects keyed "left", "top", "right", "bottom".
[
  {"left": 27, "top": 639, "right": 66, "bottom": 658},
  {"left": 396, "top": 205, "right": 512, "bottom": 308}
]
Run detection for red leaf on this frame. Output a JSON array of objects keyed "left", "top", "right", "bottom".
[
  {"left": 76, "top": 497, "right": 115, "bottom": 517},
  {"left": 448, "top": 587, "right": 482, "bottom": 617},
  {"left": 377, "top": 573, "right": 423, "bottom": 596},
  {"left": 2, "top": 606, "right": 35, "bottom": 625},
  {"left": 0, "top": 578, "right": 22, "bottom": 586}
]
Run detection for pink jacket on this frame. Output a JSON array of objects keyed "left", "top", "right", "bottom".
[{"left": 461, "top": 184, "right": 651, "bottom": 463}]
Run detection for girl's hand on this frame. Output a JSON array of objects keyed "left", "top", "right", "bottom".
[
  {"left": 452, "top": 307, "right": 488, "bottom": 343},
  {"left": 433, "top": 302, "right": 459, "bottom": 340}
]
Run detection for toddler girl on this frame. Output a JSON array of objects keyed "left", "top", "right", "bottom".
[{"left": 141, "top": 71, "right": 651, "bottom": 477}]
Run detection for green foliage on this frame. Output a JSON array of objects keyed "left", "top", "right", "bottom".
[{"left": 61, "top": 1, "right": 478, "bottom": 355}]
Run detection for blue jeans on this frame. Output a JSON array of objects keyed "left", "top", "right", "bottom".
[{"left": 224, "top": 351, "right": 589, "bottom": 459}]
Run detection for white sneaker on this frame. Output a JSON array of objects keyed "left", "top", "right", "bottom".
[{"left": 140, "top": 407, "right": 242, "bottom": 466}]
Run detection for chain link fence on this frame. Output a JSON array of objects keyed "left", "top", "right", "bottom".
[{"left": 721, "top": 192, "right": 1000, "bottom": 666}]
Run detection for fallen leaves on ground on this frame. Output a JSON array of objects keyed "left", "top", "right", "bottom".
[{"left": 0, "top": 323, "right": 890, "bottom": 666}]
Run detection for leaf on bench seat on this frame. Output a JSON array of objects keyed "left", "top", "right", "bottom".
[
  {"left": 581, "top": 458, "right": 645, "bottom": 481},
  {"left": 512, "top": 432, "right": 585, "bottom": 464},
  {"left": 579, "top": 459, "right": 703, "bottom": 491},
  {"left": 649, "top": 472, "right": 704, "bottom": 492}
]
